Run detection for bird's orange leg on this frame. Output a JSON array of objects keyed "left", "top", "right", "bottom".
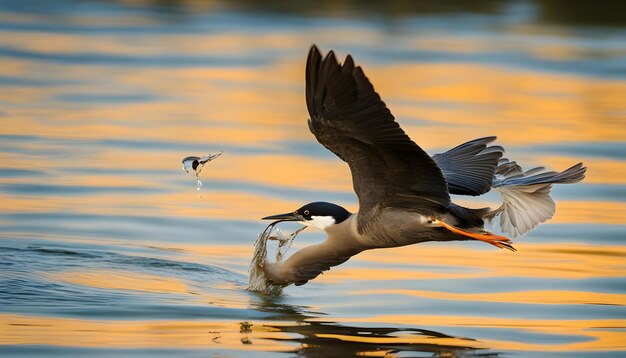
[{"left": 433, "top": 219, "right": 516, "bottom": 252}]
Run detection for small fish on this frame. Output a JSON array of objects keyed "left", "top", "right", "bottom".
[
  {"left": 182, "top": 151, "right": 223, "bottom": 191},
  {"left": 182, "top": 151, "right": 223, "bottom": 176}
]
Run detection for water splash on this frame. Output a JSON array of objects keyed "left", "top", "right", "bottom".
[
  {"left": 181, "top": 151, "right": 223, "bottom": 191},
  {"left": 248, "top": 221, "right": 306, "bottom": 295}
]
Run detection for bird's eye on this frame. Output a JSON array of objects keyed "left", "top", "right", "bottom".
[{"left": 304, "top": 210, "right": 310, "bottom": 215}]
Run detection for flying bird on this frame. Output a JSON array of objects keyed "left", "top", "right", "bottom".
[{"left": 262, "top": 45, "right": 586, "bottom": 287}]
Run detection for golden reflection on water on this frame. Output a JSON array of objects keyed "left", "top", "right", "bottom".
[
  {"left": 332, "top": 315, "right": 626, "bottom": 352},
  {"left": 551, "top": 201, "right": 626, "bottom": 224},
  {"left": 0, "top": 31, "right": 313, "bottom": 59},
  {"left": 2, "top": 52, "right": 625, "bottom": 147},
  {"left": 353, "top": 289, "right": 626, "bottom": 306},
  {"left": 2, "top": 312, "right": 624, "bottom": 352},
  {"left": 0, "top": 314, "right": 293, "bottom": 351},
  {"left": 50, "top": 270, "right": 188, "bottom": 294},
  {"left": 541, "top": 156, "right": 626, "bottom": 185},
  {"left": 325, "top": 242, "right": 626, "bottom": 283},
  {"left": 0, "top": 191, "right": 296, "bottom": 219},
  {"left": 376, "top": 64, "right": 626, "bottom": 144}
]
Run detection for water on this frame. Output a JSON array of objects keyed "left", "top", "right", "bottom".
[
  {"left": 248, "top": 223, "right": 280, "bottom": 295},
  {"left": 1, "top": 0, "right": 625, "bottom": 356},
  {"left": 248, "top": 222, "right": 305, "bottom": 296}
]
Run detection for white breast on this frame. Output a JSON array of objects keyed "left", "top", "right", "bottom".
[{"left": 303, "top": 216, "right": 336, "bottom": 231}]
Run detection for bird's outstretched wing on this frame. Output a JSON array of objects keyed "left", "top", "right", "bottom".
[
  {"left": 305, "top": 45, "right": 450, "bottom": 226},
  {"left": 432, "top": 136, "right": 504, "bottom": 196}
]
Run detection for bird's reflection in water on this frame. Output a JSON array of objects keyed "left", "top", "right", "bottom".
[{"left": 249, "top": 295, "right": 500, "bottom": 358}]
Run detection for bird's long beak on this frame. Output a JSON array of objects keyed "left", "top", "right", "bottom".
[{"left": 261, "top": 212, "right": 302, "bottom": 221}]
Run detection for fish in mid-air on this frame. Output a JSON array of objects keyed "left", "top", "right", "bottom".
[{"left": 182, "top": 151, "right": 223, "bottom": 190}]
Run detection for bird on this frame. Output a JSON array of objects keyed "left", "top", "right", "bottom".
[
  {"left": 181, "top": 151, "right": 223, "bottom": 175},
  {"left": 261, "top": 45, "right": 586, "bottom": 287}
]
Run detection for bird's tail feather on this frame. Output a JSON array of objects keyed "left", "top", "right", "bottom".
[{"left": 486, "top": 161, "right": 586, "bottom": 237}]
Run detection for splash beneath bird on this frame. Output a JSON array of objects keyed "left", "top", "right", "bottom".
[
  {"left": 248, "top": 221, "right": 306, "bottom": 295},
  {"left": 181, "top": 151, "right": 223, "bottom": 191}
]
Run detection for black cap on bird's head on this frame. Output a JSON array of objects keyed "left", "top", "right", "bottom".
[{"left": 262, "top": 202, "right": 351, "bottom": 230}]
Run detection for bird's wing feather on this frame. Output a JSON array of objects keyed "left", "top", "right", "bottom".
[
  {"left": 432, "top": 136, "right": 504, "bottom": 196},
  {"left": 306, "top": 45, "right": 450, "bottom": 228}
]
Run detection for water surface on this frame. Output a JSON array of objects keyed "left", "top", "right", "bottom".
[{"left": 1, "top": 0, "right": 625, "bottom": 356}]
